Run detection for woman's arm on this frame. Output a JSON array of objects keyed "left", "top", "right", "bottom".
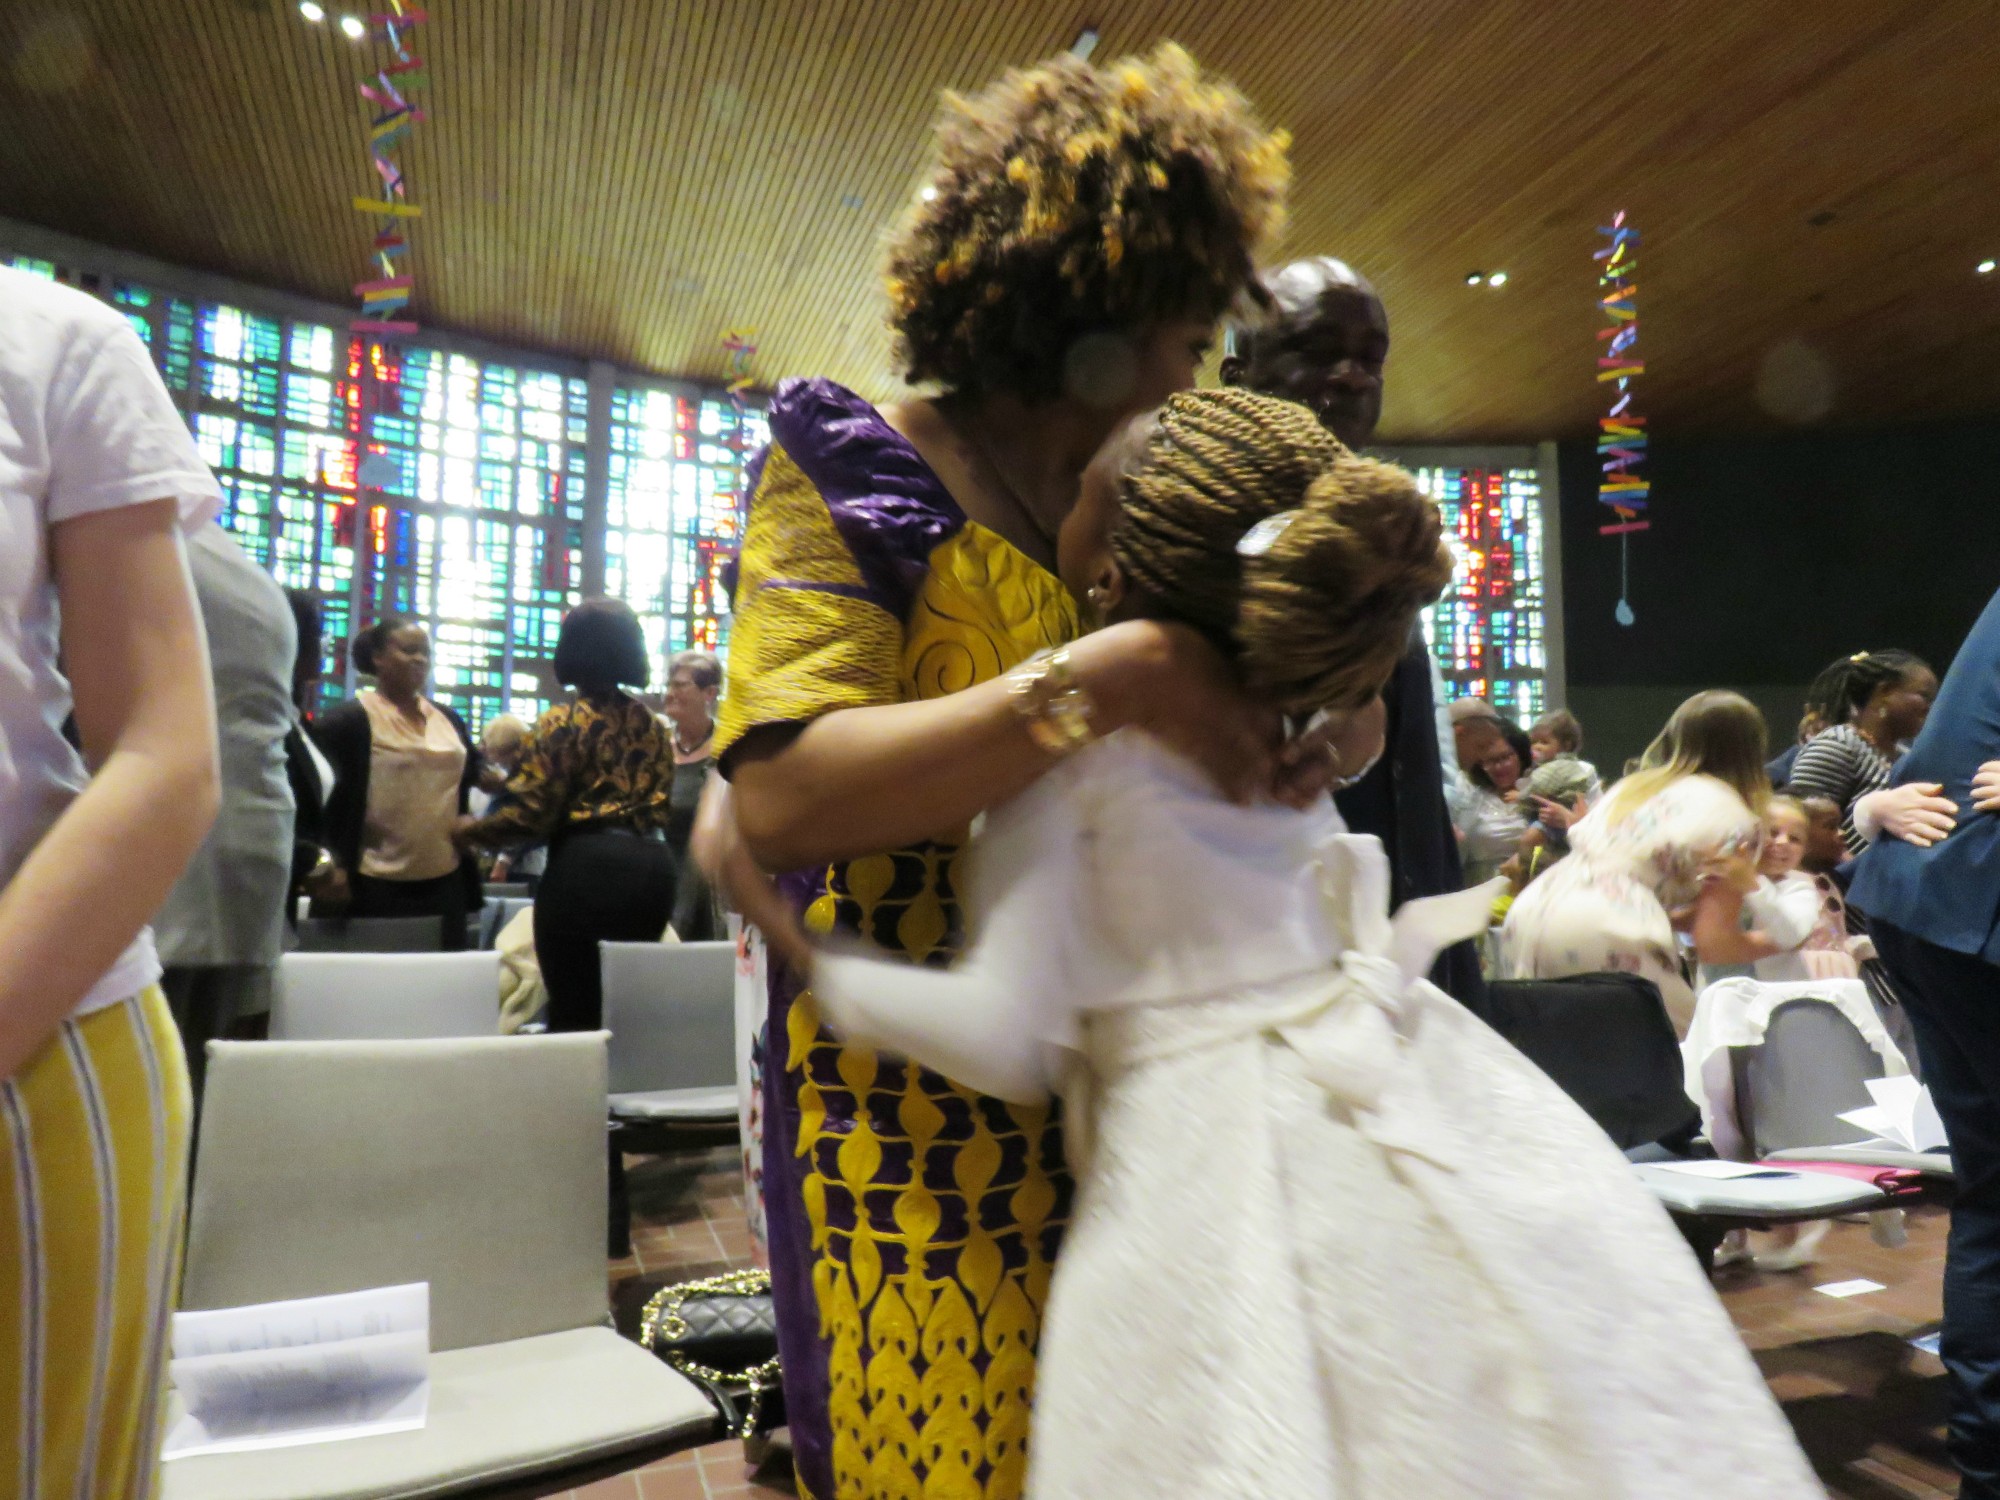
[
  {"left": 730, "top": 618, "right": 1281, "bottom": 873},
  {"left": 0, "top": 501, "right": 219, "bottom": 1078},
  {"left": 1689, "top": 874, "right": 1782, "bottom": 967}
]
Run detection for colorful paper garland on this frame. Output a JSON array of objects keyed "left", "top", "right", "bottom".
[
  {"left": 1594, "top": 210, "right": 1646, "bottom": 626},
  {"left": 349, "top": 2, "right": 428, "bottom": 337},
  {"left": 722, "top": 326, "right": 757, "bottom": 408}
]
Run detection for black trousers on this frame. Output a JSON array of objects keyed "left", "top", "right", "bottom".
[
  {"left": 349, "top": 868, "right": 470, "bottom": 950},
  {"left": 1872, "top": 920, "right": 2000, "bottom": 1498},
  {"left": 534, "top": 830, "right": 678, "bottom": 1033}
]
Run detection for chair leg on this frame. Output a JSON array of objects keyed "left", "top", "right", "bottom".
[
  {"left": 1673, "top": 1212, "right": 1727, "bottom": 1271},
  {"left": 608, "top": 1132, "right": 632, "bottom": 1260}
]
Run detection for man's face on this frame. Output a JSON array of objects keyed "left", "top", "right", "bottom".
[{"left": 1231, "top": 272, "right": 1389, "bottom": 447}]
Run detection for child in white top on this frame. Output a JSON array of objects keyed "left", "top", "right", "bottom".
[
  {"left": 814, "top": 389, "right": 1820, "bottom": 1500},
  {"left": 1698, "top": 795, "right": 1855, "bottom": 987}
]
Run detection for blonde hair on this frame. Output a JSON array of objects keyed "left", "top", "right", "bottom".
[
  {"left": 1763, "top": 794, "right": 1810, "bottom": 842},
  {"left": 1109, "top": 388, "right": 1453, "bottom": 714},
  {"left": 1606, "top": 690, "right": 1771, "bottom": 824},
  {"left": 480, "top": 713, "right": 530, "bottom": 757}
]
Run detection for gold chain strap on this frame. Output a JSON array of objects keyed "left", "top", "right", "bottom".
[{"left": 639, "top": 1269, "right": 782, "bottom": 1439}]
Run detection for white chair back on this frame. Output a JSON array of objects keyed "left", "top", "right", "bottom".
[
  {"left": 183, "top": 1034, "right": 609, "bottom": 1350},
  {"left": 601, "top": 941, "right": 734, "bottom": 1094},
  {"left": 271, "top": 950, "right": 502, "bottom": 1040}
]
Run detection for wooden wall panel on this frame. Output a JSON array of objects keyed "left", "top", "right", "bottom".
[{"left": 2, "top": 0, "right": 1995, "bottom": 438}]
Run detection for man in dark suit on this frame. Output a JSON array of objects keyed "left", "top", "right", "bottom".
[
  {"left": 1223, "top": 257, "right": 1486, "bottom": 1017},
  {"left": 1852, "top": 584, "right": 2000, "bottom": 1498}
]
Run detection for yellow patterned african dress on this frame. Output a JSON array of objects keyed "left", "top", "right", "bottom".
[{"left": 717, "top": 378, "right": 1079, "bottom": 1500}]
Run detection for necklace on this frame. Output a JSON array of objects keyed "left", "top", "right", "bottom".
[{"left": 675, "top": 719, "right": 713, "bottom": 757}]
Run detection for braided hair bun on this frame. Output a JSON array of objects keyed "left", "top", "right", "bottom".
[{"left": 1108, "top": 388, "right": 1453, "bottom": 714}]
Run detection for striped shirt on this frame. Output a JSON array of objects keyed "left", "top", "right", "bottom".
[{"left": 1786, "top": 724, "right": 1892, "bottom": 856}]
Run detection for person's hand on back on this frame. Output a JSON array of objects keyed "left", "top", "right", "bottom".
[{"left": 1857, "top": 783, "right": 1958, "bottom": 847}]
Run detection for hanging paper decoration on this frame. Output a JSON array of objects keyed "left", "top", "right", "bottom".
[
  {"left": 1594, "top": 210, "right": 1646, "bottom": 626},
  {"left": 350, "top": 4, "right": 429, "bottom": 337},
  {"left": 721, "top": 326, "right": 757, "bottom": 408}
]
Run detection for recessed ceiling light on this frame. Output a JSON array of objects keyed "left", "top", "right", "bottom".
[
  {"left": 338, "top": 13, "right": 365, "bottom": 39},
  {"left": 1464, "top": 271, "right": 1484, "bottom": 286},
  {"left": 298, "top": 0, "right": 324, "bottom": 18},
  {"left": 1980, "top": 259, "right": 1997, "bottom": 275},
  {"left": 919, "top": 185, "right": 939, "bottom": 203},
  {"left": 1487, "top": 271, "right": 1508, "bottom": 287}
]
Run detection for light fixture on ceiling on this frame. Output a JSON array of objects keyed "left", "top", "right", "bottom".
[
  {"left": 298, "top": 0, "right": 324, "bottom": 19},
  {"left": 1487, "top": 271, "right": 1508, "bottom": 287},
  {"left": 919, "top": 185, "right": 939, "bottom": 203},
  {"left": 338, "top": 13, "right": 365, "bottom": 39},
  {"left": 1464, "top": 271, "right": 1485, "bottom": 286},
  {"left": 1070, "top": 26, "right": 1100, "bottom": 62},
  {"left": 1980, "top": 259, "right": 1997, "bottom": 275}
]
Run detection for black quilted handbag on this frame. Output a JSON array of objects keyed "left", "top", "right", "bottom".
[{"left": 640, "top": 1269, "right": 784, "bottom": 1437}]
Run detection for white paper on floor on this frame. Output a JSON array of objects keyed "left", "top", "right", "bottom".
[
  {"left": 1838, "top": 1076, "right": 1948, "bottom": 1153},
  {"left": 1813, "top": 1278, "right": 1886, "bottom": 1299},
  {"left": 162, "top": 1282, "right": 430, "bottom": 1460}
]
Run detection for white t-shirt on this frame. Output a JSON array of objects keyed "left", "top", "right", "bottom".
[{"left": 0, "top": 268, "right": 221, "bottom": 1016}]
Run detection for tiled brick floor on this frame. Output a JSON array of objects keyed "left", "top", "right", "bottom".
[{"left": 494, "top": 1145, "right": 1962, "bottom": 1500}]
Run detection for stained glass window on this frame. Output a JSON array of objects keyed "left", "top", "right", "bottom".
[
  {"left": 604, "top": 386, "right": 768, "bottom": 678},
  {"left": 344, "top": 346, "right": 589, "bottom": 730},
  {"left": 1413, "top": 464, "right": 1550, "bottom": 725},
  {"left": 186, "top": 304, "right": 360, "bottom": 690},
  {"left": 6, "top": 238, "right": 802, "bottom": 736}
]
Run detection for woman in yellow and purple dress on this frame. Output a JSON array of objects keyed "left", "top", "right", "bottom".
[{"left": 715, "top": 45, "right": 1291, "bottom": 1500}]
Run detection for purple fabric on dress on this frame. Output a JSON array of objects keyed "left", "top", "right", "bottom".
[{"left": 767, "top": 377, "right": 965, "bottom": 622}]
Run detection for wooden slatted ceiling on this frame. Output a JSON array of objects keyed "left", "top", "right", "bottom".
[{"left": 2, "top": 0, "right": 1997, "bottom": 439}]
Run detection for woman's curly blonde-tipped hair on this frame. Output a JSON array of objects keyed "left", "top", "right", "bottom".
[
  {"left": 885, "top": 42, "right": 1290, "bottom": 400},
  {"left": 1110, "top": 389, "right": 1454, "bottom": 715}
]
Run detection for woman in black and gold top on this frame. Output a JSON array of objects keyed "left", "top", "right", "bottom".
[{"left": 459, "top": 599, "right": 676, "bottom": 1031}]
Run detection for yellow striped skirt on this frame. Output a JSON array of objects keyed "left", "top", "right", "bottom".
[{"left": 0, "top": 987, "right": 191, "bottom": 1500}]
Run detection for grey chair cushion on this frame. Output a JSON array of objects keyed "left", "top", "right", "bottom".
[
  {"left": 185, "top": 1035, "right": 609, "bottom": 1351},
  {"left": 296, "top": 916, "right": 445, "bottom": 953},
  {"left": 1632, "top": 1162, "right": 1887, "bottom": 1221},
  {"left": 610, "top": 1086, "right": 739, "bottom": 1123},
  {"left": 161, "top": 1327, "right": 714, "bottom": 1500}
]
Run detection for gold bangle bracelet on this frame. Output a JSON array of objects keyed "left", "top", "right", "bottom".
[{"left": 1007, "top": 646, "right": 1097, "bottom": 756}]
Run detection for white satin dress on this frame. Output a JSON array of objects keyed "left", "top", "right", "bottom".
[{"left": 816, "top": 731, "right": 1821, "bottom": 1500}]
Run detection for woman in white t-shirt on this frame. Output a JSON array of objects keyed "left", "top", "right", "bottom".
[{"left": 0, "top": 267, "right": 223, "bottom": 1497}]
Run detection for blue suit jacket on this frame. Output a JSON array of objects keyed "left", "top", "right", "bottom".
[{"left": 1850, "top": 586, "right": 2000, "bottom": 961}]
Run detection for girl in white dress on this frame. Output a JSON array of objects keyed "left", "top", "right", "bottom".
[{"left": 813, "top": 389, "right": 1820, "bottom": 1499}]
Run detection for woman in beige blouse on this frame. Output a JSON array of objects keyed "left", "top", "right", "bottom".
[{"left": 314, "top": 616, "right": 483, "bottom": 949}]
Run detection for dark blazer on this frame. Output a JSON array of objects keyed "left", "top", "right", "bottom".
[
  {"left": 1335, "top": 629, "right": 1489, "bottom": 1019},
  {"left": 1851, "top": 584, "right": 2000, "bottom": 962},
  {"left": 313, "top": 696, "right": 484, "bottom": 909}
]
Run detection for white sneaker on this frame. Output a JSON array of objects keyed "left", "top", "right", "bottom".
[
  {"left": 1752, "top": 1219, "right": 1831, "bottom": 1272},
  {"left": 1713, "top": 1229, "right": 1754, "bottom": 1268}
]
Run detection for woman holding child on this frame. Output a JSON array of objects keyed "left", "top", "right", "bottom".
[{"left": 713, "top": 43, "right": 1302, "bottom": 1500}]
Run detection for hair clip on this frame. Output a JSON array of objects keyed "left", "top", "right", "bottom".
[{"left": 1237, "top": 509, "right": 1301, "bottom": 557}]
